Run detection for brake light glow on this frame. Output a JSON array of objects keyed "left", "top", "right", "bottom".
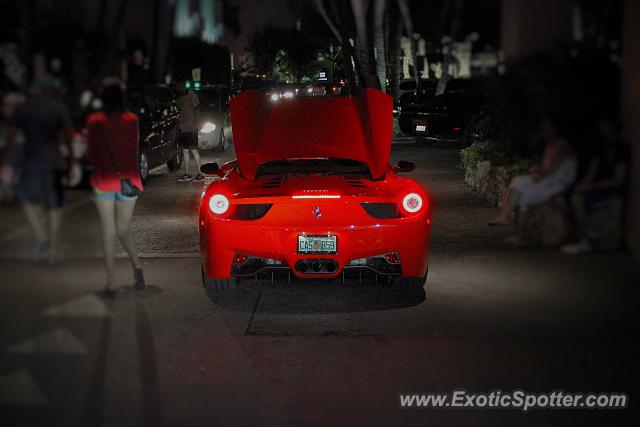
[
  {"left": 402, "top": 193, "right": 423, "bottom": 213},
  {"left": 292, "top": 195, "right": 341, "bottom": 199},
  {"left": 209, "top": 194, "right": 230, "bottom": 214},
  {"left": 233, "top": 254, "right": 248, "bottom": 265},
  {"left": 384, "top": 252, "right": 400, "bottom": 264}
]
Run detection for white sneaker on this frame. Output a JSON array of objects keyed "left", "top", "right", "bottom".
[{"left": 561, "top": 238, "right": 593, "bottom": 255}]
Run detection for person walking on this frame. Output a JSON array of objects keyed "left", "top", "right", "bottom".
[
  {"left": 87, "top": 81, "right": 145, "bottom": 296},
  {"left": 175, "top": 81, "right": 203, "bottom": 182},
  {"left": 0, "top": 75, "right": 80, "bottom": 263}
]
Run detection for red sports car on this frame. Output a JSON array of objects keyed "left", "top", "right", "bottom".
[{"left": 199, "top": 88, "right": 431, "bottom": 289}]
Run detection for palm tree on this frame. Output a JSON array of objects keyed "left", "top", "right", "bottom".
[
  {"left": 351, "top": 0, "right": 372, "bottom": 84},
  {"left": 397, "top": 0, "right": 418, "bottom": 87},
  {"left": 373, "top": 0, "right": 387, "bottom": 90},
  {"left": 387, "top": 2, "right": 404, "bottom": 100}
]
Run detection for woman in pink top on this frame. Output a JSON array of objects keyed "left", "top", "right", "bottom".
[{"left": 87, "top": 81, "right": 145, "bottom": 296}]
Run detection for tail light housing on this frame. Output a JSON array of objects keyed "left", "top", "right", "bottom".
[
  {"left": 229, "top": 204, "right": 272, "bottom": 220},
  {"left": 208, "top": 194, "right": 272, "bottom": 220},
  {"left": 361, "top": 203, "right": 402, "bottom": 218},
  {"left": 402, "top": 193, "right": 423, "bottom": 213},
  {"left": 209, "top": 194, "right": 230, "bottom": 214}
]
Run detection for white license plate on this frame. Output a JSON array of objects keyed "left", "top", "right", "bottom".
[
  {"left": 298, "top": 235, "right": 337, "bottom": 254},
  {"left": 415, "top": 125, "right": 427, "bottom": 132}
]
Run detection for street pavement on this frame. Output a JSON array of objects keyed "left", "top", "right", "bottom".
[{"left": 0, "top": 141, "right": 638, "bottom": 426}]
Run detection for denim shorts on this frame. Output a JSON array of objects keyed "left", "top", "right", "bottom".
[
  {"left": 92, "top": 188, "right": 138, "bottom": 202},
  {"left": 17, "top": 171, "right": 64, "bottom": 209}
]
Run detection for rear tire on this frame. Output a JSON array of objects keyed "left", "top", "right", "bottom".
[
  {"left": 202, "top": 267, "right": 238, "bottom": 291},
  {"left": 167, "top": 141, "right": 183, "bottom": 171}
]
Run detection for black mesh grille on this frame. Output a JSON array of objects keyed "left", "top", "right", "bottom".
[{"left": 360, "top": 203, "right": 402, "bottom": 218}]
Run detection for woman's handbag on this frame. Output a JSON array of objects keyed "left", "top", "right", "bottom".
[{"left": 99, "top": 125, "right": 142, "bottom": 197}]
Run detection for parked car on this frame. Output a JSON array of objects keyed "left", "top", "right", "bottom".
[
  {"left": 397, "top": 79, "right": 484, "bottom": 146},
  {"left": 195, "top": 84, "right": 229, "bottom": 152},
  {"left": 198, "top": 89, "right": 431, "bottom": 290},
  {"left": 128, "top": 84, "right": 182, "bottom": 181}
]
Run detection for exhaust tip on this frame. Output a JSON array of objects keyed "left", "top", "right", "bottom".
[
  {"left": 326, "top": 261, "right": 337, "bottom": 273},
  {"left": 312, "top": 261, "right": 322, "bottom": 272},
  {"left": 296, "top": 261, "right": 307, "bottom": 273}
]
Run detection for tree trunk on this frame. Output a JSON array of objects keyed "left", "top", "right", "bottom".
[
  {"left": 397, "top": 0, "right": 418, "bottom": 87},
  {"left": 373, "top": 0, "right": 387, "bottom": 91},
  {"left": 351, "top": 0, "right": 372, "bottom": 87},
  {"left": 151, "top": 0, "right": 161, "bottom": 82},
  {"left": 436, "top": 0, "right": 464, "bottom": 95},
  {"left": 387, "top": 2, "right": 403, "bottom": 100},
  {"left": 314, "top": 0, "right": 342, "bottom": 44},
  {"left": 100, "top": 0, "right": 129, "bottom": 78},
  {"left": 450, "top": 0, "right": 465, "bottom": 40}
]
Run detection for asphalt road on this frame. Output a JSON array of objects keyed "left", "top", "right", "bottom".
[{"left": 0, "top": 142, "right": 638, "bottom": 426}]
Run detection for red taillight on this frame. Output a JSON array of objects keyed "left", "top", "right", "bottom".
[
  {"left": 452, "top": 127, "right": 461, "bottom": 132},
  {"left": 209, "top": 194, "right": 230, "bottom": 214},
  {"left": 384, "top": 252, "right": 400, "bottom": 264},
  {"left": 233, "top": 254, "right": 248, "bottom": 265},
  {"left": 402, "top": 193, "right": 423, "bottom": 213}
]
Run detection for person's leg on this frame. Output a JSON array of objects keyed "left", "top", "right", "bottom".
[
  {"left": 115, "top": 197, "right": 146, "bottom": 289},
  {"left": 44, "top": 171, "right": 65, "bottom": 263},
  {"left": 115, "top": 198, "right": 141, "bottom": 271},
  {"left": 182, "top": 149, "right": 190, "bottom": 175},
  {"left": 94, "top": 199, "right": 118, "bottom": 290},
  {"left": 488, "top": 178, "right": 526, "bottom": 225},
  {"left": 22, "top": 202, "right": 49, "bottom": 260},
  {"left": 191, "top": 149, "right": 201, "bottom": 170},
  {"left": 570, "top": 192, "right": 588, "bottom": 236},
  {"left": 48, "top": 208, "right": 63, "bottom": 262},
  {"left": 22, "top": 203, "right": 47, "bottom": 242}
]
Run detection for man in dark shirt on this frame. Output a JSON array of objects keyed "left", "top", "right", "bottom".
[
  {"left": 0, "top": 75, "right": 80, "bottom": 263},
  {"left": 562, "top": 117, "right": 629, "bottom": 254}
]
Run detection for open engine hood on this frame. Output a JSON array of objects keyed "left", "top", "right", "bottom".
[{"left": 230, "top": 88, "right": 393, "bottom": 180}]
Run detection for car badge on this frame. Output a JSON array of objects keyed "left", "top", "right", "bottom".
[{"left": 312, "top": 206, "right": 322, "bottom": 219}]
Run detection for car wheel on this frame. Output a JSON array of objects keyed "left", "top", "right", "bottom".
[
  {"left": 214, "top": 129, "right": 225, "bottom": 152},
  {"left": 167, "top": 142, "right": 183, "bottom": 171},
  {"left": 139, "top": 148, "right": 150, "bottom": 183},
  {"left": 201, "top": 267, "right": 238, "bottom": 291}
]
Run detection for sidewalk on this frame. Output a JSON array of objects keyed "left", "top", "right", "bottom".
[{"left": 0, "top": 148, "right": 235, "bottom": 260}]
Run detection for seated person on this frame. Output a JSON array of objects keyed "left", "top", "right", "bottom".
[
  {"left": 561, "top": 116, "right": 629, "bottom": 254},
  {"left": 488, "top": 116, "right": 577, "bottom": 244}
]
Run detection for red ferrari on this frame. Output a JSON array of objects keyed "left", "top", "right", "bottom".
[{"left": 199, "top": 88, "right": 431, "bottom": 289}]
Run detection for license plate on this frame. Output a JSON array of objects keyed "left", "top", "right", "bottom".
[
  {"left": 415, "top": 125, "right": 427, "bottom": 132},
  {"left": 297, "top": 235, "right": 337, "bottom": 254}
]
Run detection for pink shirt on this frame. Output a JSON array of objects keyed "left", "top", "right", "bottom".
[{"left": 87, "top": 111, "right": 143, "bottom": 193}]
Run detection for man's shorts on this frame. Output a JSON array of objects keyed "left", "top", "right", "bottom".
[
  {"left": 17, "top": 171, "right": 64, "bottom": 209},
  {"left": 91, "top": 188, "right": 138, "bottom": 202},
  {"left": 583, "top": 188, "right": 616, "bottom": 210},
  {"left": 179, "top": 132, "right": 199, "bottom": 150}
]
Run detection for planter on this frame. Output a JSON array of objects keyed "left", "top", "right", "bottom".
[{"left": 464, "top": 161, "right": 511, "bottom": 207}]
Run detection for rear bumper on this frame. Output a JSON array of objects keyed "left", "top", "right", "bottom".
[{"left": 200, "top": 214, "right": 430, "bottom": 280}]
